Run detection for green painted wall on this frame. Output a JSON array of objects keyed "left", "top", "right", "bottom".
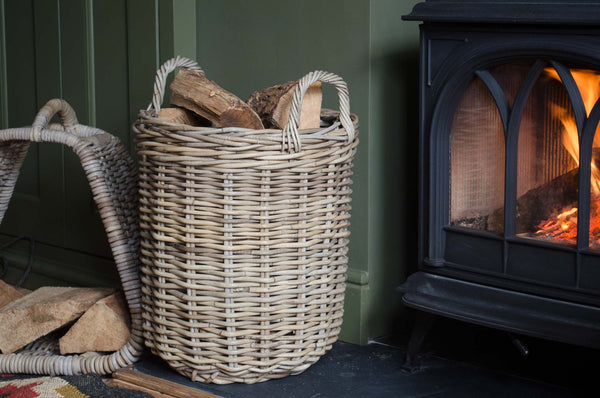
[
  {"left": 0, "top": 0, "right": 421, "bottom": 345},
  {"left": 194, "top": 0, "right": 371, "bottom": 289}
]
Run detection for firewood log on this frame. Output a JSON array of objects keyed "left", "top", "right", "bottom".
[
  {"left": 112, "top": 369, "right": 223, "bottom": 398},
  {"left": 59, "top": 292, "right": 130, "bottom": 354},
  {"left": 0, "top": 280, "right": 23, "bottom": 309},
  {"left": 247, "top": 81, "right": 322, "bottom": 129},
  {"left": 487, "top": 167, "right": 579, "bottom": 233},
  {"left": 169, "top": 69, "right": 264, "bottom": 129},
  {"left": 486, "top": 148, "right": 600, "bottom": 233},
  {"left": 157, "top": 107, "right": 205, "bottom": 126},
  {"left": 0, "top": 286, "right": 113, "bottom": 353}
]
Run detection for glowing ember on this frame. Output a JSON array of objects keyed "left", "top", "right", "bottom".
[
  {"left": 534, "top": 207, "right": 578, "bottom": 244},
  {"left": 533, "top": 68, "right": 600, "bottom": 245}
]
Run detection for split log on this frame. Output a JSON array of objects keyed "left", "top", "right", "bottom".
[
  {"left": 59, "top": 292, "right": 130, "bottom": 354},
  {"left": 16, "top": 287, "right": 32, "bottom": 295},
  {"left": 170, "top": 69, "right": 264, "bottom": 129},
  {"left": 157, "top": 107, "right": 205, "bottom": 126},
  {"left": 0, "top": 286, "right": 113, "bottom": 353},
  {"left": 0, "top": 279, "right": 23, "bottom": 309},
  {"left": 105, "top": 378, "right": 173, "bottom": 398},
  {"left": 247, "top": 81, "right": 322, "bottom": 129},
  {"left": 112, "top": 369, "right": 223, "bottom": 398}
]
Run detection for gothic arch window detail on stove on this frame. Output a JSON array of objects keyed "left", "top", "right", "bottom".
[
  {"left": 449, "top": 63, "right": 530, "bottom": 234},
  {"left": 514, "top": 64, "right": 579, "bottom": 245},
  {"left": 449, "top": 72, "right": 506, "bottom": 234},
  {"left": 448, "top": 60, "right": 600, "bottom": 252}
]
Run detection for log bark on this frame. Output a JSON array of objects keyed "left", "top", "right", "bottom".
[
  {"left": 170, "top": 69, "right": 264, "bottom": 129},
  {"left": 0, "top": 280, "right": 23, "bottom": 309},
  {"left": 59, "top": 292, "right": 130, "bottom": 354},
  {"left": 0, "top": 286, "right": 113, "bottom": 353},
  {"left": 247, "top": 81, "right": 322, "bottom": 129}
]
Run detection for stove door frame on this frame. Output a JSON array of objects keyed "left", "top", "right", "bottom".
[{"left": 420, "top": 24, "right": 600, "bottom": 306}]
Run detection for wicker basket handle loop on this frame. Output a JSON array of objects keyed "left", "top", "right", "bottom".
[
  {"left": 150, "top": 56, "right": 204, "bottom": 116},
  {"left": 31, "top": 98, "right": 79, "bottom": 142},
  {"left": 283, "top": 70, "right": 355, "bottom": 153}
]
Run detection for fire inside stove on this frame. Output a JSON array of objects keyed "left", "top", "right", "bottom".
[{"left": 450, "top": 62, "right": 600, "bottom": 248}]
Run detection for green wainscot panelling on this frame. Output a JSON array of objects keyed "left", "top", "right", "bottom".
[
  {"left": 1, "top": 0, "right": 66, "bottom": 250},
  {"left": 0, "top": 0, "right": 173, "bottom": 289},
  {"left": 0, "top": 235, "right": 119, "bottom": 289},
  {"left": 93, "top": 0, "right": 130, "bottom": 146}
]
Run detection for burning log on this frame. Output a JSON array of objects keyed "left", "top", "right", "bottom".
[
  {"left": 487, "top": 167, "right": 579, "bottom": 234},
  {"left": 534, "top": 207, "right": 578, "bottom": 242},
  {"left": 486, "top": 149, "right": 600, "bottom": 238}
]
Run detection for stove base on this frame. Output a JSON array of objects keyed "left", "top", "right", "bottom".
[{"left": 398, "top": 272, "right": 600, "bottom": 349}]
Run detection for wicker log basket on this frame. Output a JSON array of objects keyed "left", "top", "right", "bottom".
[
  {"left": 135, "top": 56, "right": 359, "bottom": 384},
  {"left": 0, "top": 99, "right": 143, "bottom": 375}
]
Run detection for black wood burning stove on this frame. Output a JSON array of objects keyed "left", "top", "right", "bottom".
[{"left": 400, "top": 0, "right": 600, "bottom": 364}]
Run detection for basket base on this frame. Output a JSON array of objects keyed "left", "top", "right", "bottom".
[{"left": 147, "top": 342, "right": 337, "bottom": 384}]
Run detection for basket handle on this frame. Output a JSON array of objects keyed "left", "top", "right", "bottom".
[
  {"left": 282, "top": 70, "right": 355, "bottom": 152},
  {"left": 31, "top": 98, "right": 79, "bottom": 142},
  {"left": 149, "top": 56, "right": 204, "bottom": 115}
]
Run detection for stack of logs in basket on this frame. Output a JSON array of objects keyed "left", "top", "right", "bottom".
[
  {"left": 0, "top": 279, "right": 130, "bottom": 355},
  {"left": 158, "top": 68, "right": 323, "bottom": 129}
]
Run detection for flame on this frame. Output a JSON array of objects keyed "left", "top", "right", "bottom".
[
  {"left": 534, "top": 68, "right": 600, "bottom": 245},
  {"left": 544, "top": 68, "right": 600, "bottom": 116},
  {"left": 545, "top": 68, "right": 600, "bottom": 195}
]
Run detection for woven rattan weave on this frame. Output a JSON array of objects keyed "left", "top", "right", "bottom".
[
  {"left": 0, "top": 99, "right": 143, "bottom": 375},
  {"left": 136, "top": 57, "right": 359, "bottom": 384}
]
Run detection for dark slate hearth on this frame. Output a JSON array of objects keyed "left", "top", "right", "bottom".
[{"left": 135, "top": 321, "right": 586, "bottom": 398}]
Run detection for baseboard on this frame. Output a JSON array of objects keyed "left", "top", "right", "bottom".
[{"left": 339, "top": 279, "right": 370, "bottom": 345}]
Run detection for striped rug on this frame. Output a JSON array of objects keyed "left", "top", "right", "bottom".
[{"left": 0, "top": 373, "right": 151, "bottom": 398}]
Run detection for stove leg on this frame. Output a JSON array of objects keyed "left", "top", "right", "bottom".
[{"left": 403, "top": 311, "right": 436, "bottom": 372}]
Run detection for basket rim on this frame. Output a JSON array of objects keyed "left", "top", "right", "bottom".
[{"left": 136, "top": 109, "right": 359, "bottom": 139}]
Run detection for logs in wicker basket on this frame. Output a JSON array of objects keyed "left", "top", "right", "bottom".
[{"left": 136, "top": 57, "right": 359, "bottom": 384}]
